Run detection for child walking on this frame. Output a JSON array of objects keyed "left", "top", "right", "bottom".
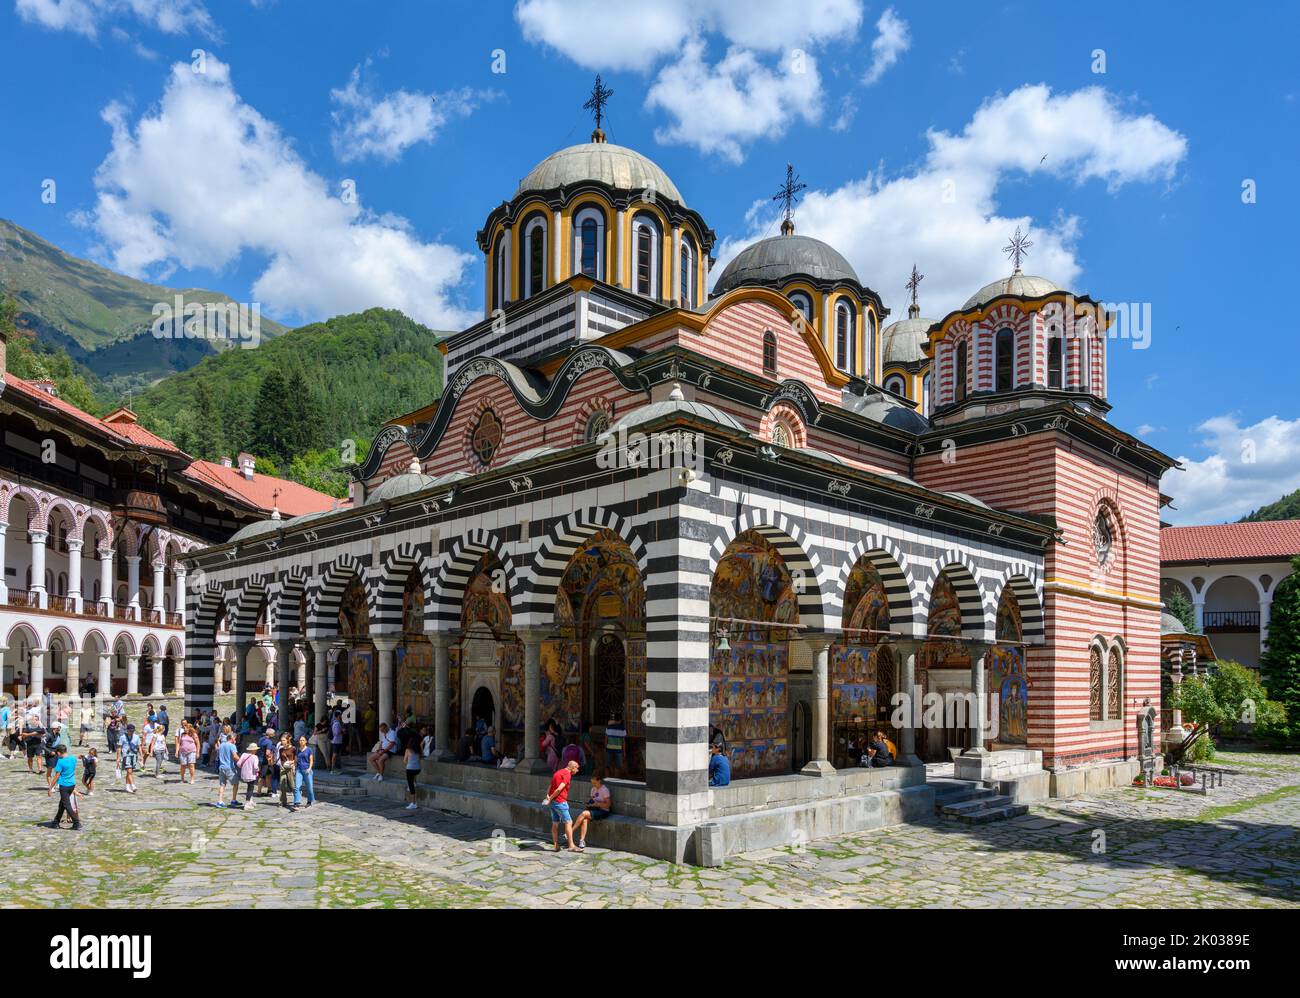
[{"left": 81, "top": 747, "right": 97, "bottom": 796}]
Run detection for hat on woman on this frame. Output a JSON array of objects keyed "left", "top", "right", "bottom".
[{"left": 246, "top": 742, "right": 260, "bottom": 752}]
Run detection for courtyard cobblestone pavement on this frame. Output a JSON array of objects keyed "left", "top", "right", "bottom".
[{"left": 3, "top": 721, "right": 1297, "bottom": 908}]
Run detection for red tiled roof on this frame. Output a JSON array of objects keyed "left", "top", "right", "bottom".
[
  {"left": 5, "top": 372, "right": 335, "bottom": 517},
  {"left": 184, "top": 460, "right": 337, "bottom": 517},
  {"left": 1161, "top": 520, "right": 1300, "bottom": 564}
]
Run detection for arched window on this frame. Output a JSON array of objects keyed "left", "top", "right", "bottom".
[
  {"left": 1089, "top": 643, "right": 1104, "bottom": 721},
  {"left": 92, "top": 579, "right": 100, "bottom": 602},
  {"left": 1047, "top": 331, "right": 1063, "bottom": 388},
  {"left": 679, "top": 234, "right": 696, "bottom": 308},
  {"left": 494, "top": 236, "right": 507, "bottom": 310},
  {"left": 762, "top": 331, "right": 777, "bottom": 375},
  {"left": 1095, "top": 509, "right": 1114, "bottom": 568},
  {"left": 865, "top": 310, "right": 878, "bottom": 379},
  {"left": 632, "top": 214, "right": 661, "bottom": 298},
  {"left": 921, "top": 372, "right": 932, "bottom": 416},
  {"left": 788, "top": 291, "right": 813, "bottom": 323},
  {"left": 1107, "top": 645, "right": 1123, "bottom": 720},
  {"left": 573, "top": 205, "right": 605, "bottom": 280},
  {"left": 57, "top": 572, "right": 67, "bottom": 596},
  {"left": 995, "top": 327, "right": 1015, "bottom": 391},
  {"left": 883, "top": 374, "right": 906, "bottom": 397},
  {"left": 584, "top": 409, "right": 611, "bottom": 444},
  {"left": 523, "top": 215, "right": 547, "bottom": 299},
  {"left": 771, "top": 419, "right": 793, "bottom": 448},
  {"left": 1078, "top": 333, "right": 1091, "bottom": 393},
  {"left": 834, "top": 300, "right": 855, "bottom": 372},
  {"left": 955, "top": 341, "right": 968, "bottom": 402}
]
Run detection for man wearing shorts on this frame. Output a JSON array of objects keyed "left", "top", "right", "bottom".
[
  {"left": 542, "top": 759, "right": 580, "bottom": 853},
  {"left": 215, "top": 732, "right": 239, "bottom": 807}
]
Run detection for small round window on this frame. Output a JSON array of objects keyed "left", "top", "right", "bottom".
[
  {"left": 585, "top": 410, "right": 611, "bottom": 444},
  {"left": 471, "top": 409, "right": 503, "bottom": 465}
]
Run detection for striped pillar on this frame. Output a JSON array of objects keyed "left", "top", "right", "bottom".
[{"left": 643, "top": 501, "right": 711, "bottom": 826}]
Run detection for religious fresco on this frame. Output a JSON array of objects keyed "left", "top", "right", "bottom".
[
  {"left": 989, "top": 588, "right": 1028, "bottom": 744},
  {"left": 919, "top": 574, "right": 969, "bottom": 683},
  {"left": 540, "top": 640, "right": 582, "bottom": 733},
  {"left": 558, "top": 529, "right": 646, "bottom": 634},
  {"left": 447, "top": 647, "right": 461, "bottom": 733},
  {"left": 402, "top": 570, "right": 426, "bottom": 637},
  {"left": 831, "top": 644, "right": 877, "bottom": 722},
  {"left": 499, "top": 640, "right": 523, "bottom": 730},
  {"left": 338, "top": 576, "right": 370, "bottom": 639},
  {"left": 347, "top": 648, "right": 375, "bottom": 715},
  {"left": 462, "top": 555, "right": 511, "bottom": 635},
  {"left": 395, "top": 643, "right": 434, "bottom": 723},
  {"left": 625, "top": 637, "right": 648, "bottom": 738},
  {"left": 709, "top": 532, "right": 796, "bottom": 778},
  {"left": 843, "top": 560, "right": 890, "bottom": 634}
]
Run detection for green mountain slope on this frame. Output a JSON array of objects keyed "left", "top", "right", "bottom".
[
  {"left": 0, "top": 218, "right": 286, "bottom": 392},
  {"left": 132, "top": 308, "right": 447, "bottom": 468},
  {"left": 1240, "top": 490, "right": 1300, "bottom": 522}
]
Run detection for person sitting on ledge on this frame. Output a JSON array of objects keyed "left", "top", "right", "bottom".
[
  {"left": 480, "top": 725, "right": 503, "bottom": 765},
  {"left": 571, "top": 771, "right": 612, "bottom": 850},
  {"left": 367, "top": 723, "right": 398, "bottom": 781},
  {"left": 708, "top": 742, "right": 731, "bottom": 787},
  {"left": 866, "top": 730, "right": 893, "bottom": 768}
]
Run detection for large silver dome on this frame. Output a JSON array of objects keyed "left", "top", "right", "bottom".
[
  {"left": 713, "top": 233, "right": 860, "bottom": 295},
  {"left": 881, "top": 315, "right": 934, "bottom": 365},
  {"left": 517, "top": 142, "right": 684, "bottom": 204},
  {"left": 962, "top": 271, "right": 1062, "bottom": 310}
]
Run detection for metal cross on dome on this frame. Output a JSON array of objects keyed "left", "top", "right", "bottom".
[
  {"left": 772, "top": 163, "right": 807, "bottom": 225},
  {"left": 583, "top": 75, "right": 614, "bottom": 132},
  {"left": 906, "top": 264, "right": 924, "bottom": 307},
  {"left": 1003, "top": 226, "right": 1033, "bottom": 271}
]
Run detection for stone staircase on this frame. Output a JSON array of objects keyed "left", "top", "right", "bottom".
[
  {"left": 929, "top": 777, "right": 1028, "bottom": 824},
  {"left": 312, "top": 772, "right": 367, "bottom": 798}
]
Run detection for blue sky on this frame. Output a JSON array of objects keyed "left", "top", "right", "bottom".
[{"left": 1, "top": 0, "right": 1298, "bottom": 525}]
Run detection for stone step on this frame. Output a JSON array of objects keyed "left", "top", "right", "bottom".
[
  {"left": 933, "top": 786, "right": 996, "bottom": 808},
  {"left": 940, "top": 794, "right": 1013, "bottom": 816},
  {"left": 947, "top": 802, "right": 1030, "bottom": 824}
]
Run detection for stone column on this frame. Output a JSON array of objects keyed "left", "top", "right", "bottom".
[
  {"left": 1169, "top": 653, "right": 1184, "bottom": 729},
  {"left": 262, "top": 646, "right": 274, "bottom": 688},
  {"left": 274, "top": 641, "right": 294, "bottom": 725},
  {"left": 429, "top": 631, "right": 453, "bottom": 760},
  {"left": 126, "top": 555, "right": 141, "bottom": 619},
  {"left": 1260, "top": 596, "right": 1273, "bottom": 655},
  {"left": 98, "top": 653, "right": 112, "bottom": 702},
  {"left": 30, "top": 530, "right": 48, "bottom": 607},
  {"left": 372, "top": 635, "right": 399, "bottom": 730},
  {"left": 801, "top": 632, "right": 837, "bottom": 776},
  {"left": 151, "top": 560, "right": 166, "bottom": 615},
  {"left": 897, "top": 642, "right": 923, "bottom": 767},
  {"left": 126, "top": 654, "right": 140, "bottom": 696},
  {"left": 174, "top": 567, "right": 187, "bottom": 625},
  {"left": 0, "top": 520, "right": 8, "bottom": 601},
  {"left": 962, "top": 648, "right": 989, "bottom": 756},
  {"left": 66, "top": 652, "right": 81, "bottom": 698},
  {"left": 311, "top": 645, "right": 328, "bottom": 722},
  {"left": 99, "top": 548, "right": 113, "bottom": 611},
  {"left": 171, "top": 656, "right": 184, "bottom": 696},
  {"left": 296, "top": 657, "right": 307, "bottom": 691},
  {"left": 518, "top": 628, "right": 549, "bottom": 773},
  {"left": 29, "top": 647, "right": 46, "bottom": 698},
  {"left": 1192, "top": 598, "right": 1205, "bottom": 633},
  {"left": 150, "top": 653, "right": 164, "bottom": 698},
  {"left": 234, "top": 642, "right": 252, "bottom": 717},
  {"left": 67, "top": 539, "right": 83, "bottom": 612}
]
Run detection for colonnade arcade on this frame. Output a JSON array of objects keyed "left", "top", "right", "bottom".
[
  {"left": 190, "top": 512, "right": 1044, "bottom": 785},
  {"left": 2, "top": 620, "right": 182, "bottom": 698}
]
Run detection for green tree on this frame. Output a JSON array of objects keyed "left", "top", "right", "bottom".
[
  {"left": 190, "top": 378, "right": 225, "bottom": 459},
  {"left": 1165, "top": 587, "right": 1197, "bottom": 633},
  {"left": 1259, "top": 556, "right": 1300, "bottom": 724},
  {"left": 1169, "top": 660, "right": 1285, "bottom": 763},
  {"left": 284, "top": 368, "right": 321, "bottom": 455},
  {"left": 250, "top": 369, "right": 292, "bottom": 464}
]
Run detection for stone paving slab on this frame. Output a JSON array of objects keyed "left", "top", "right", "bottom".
[{"left": 2, "top": 724, "right": 1298, "bottom": 908}]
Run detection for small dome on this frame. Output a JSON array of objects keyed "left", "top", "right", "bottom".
[
  {"left": 518, "top": 142, "right": 684, "bottom": 204},
  {"left": 843, "top": 392, "right": 930, "bottom": 433},
  {"left": 881, "top": 315, "right": 935, "bottom": 365},
  {"left": 962, "top": 271, "right": 1062, "bottom": 310},
  {"left": 1161, "top": 610, "right": 1187, "bottom": 635},
  {"left": 713, "top": 232, "right": 860, "bottom": 296},
  {"left": 610, "top": 398, "right": 745, "bottom": 434},
  {"left": 366, "top": 472, "right": 438, "bottom": 505},
  {"left": 229, "top": 518, "right": 282, "bottom": 543}
]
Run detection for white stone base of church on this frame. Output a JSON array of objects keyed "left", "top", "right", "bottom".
[{"left": 357, "top": 758, "right": 933, "bottom": 865}]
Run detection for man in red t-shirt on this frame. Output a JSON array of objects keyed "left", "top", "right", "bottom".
[{"left": 543, "top": 759, "right": 581, "bottom": 852}]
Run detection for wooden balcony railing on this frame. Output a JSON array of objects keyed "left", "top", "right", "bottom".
[
  {"left": 1203, "top": 610, "right": 1260, "bottom": 631},
  {"left": 6, "top": 588, "right": 38, "bottom": 609},
  {"left": 47, "top": 594, "right": 72, "bottom": 613}
]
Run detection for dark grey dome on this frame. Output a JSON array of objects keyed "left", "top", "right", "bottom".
[{"left": 713, "top": 233, "right": 860, "bottom": 295}]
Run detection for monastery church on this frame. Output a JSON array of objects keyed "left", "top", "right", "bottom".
[{"left": 186, "top": 98, "right": 1174, "bottom": 862}]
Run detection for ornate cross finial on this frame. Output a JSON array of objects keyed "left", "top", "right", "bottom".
[
  {"left": 906, "top": 264, "right": 924, "bottom": 308},
  {"left": 584, "top": 75, "right": 614, "bottom": 138},
  {"left": 1003, "top": 226, "right": 1033, "bottom": 272},
  {"left": 772, "top": 163, "right": 807, "bottom": 234}
]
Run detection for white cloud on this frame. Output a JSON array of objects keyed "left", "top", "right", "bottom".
[
  {"left": 862, "top": 7, "right": 909, "bottom": 85},
  {"left": 330, "top": 64, "right": 491, "bottom": 163},
  {"left": 646, "top": 42, "right": 822, "bottom": 164},
  {"left": 1164, "top": 415, "right": 1300, "bottom": 525},
  {"left": 714, "top": 85, "right": 1188, "bottom": 320},
  {"left": 515, "top": 0, "right": 861, "bottom": 72},
  {"left": 15, "top": 0, "right": 216, "bottom": 38},
  {"left": 515, "top": 0, "right": 861, "bottom": 162},
  {"left": 84, "top": 57, "right": 477, "bottom": 330}
]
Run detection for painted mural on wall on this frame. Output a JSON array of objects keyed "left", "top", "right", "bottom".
[
  {"left": 348, "top": 648, "right": 375, "bottom": 714},
  {"left": 338, "top": 577, "right": 370, "bottom": 639},
  {"left": 499, "top": 640, "right": 523, "bottom": 730},
  {"left": 834, "top": 560, "right": 890, "bottom": 724},
  {"left": 540, "top": 640, "right": 582, "bottom": 733},
  {"left": 447, "top": 647, "right": 461, "bottom": 734},
  {"left": 919, "top": 574, "right": 969, "bottom": 687},
  {"left": 395, "top": 644, "right": 434, "bottom": 723},
  {"left": 988, "top": 587, "right": 1028, "bottom": 744},
  {"left": 463, "top": 555, "right": 511, "bottom": 636},
  {"left": 625, "top": 637, "right": 647, "bottom": 738},
  {"left": 709, "top": 531, "right": 796, "bottom": 778},
  {"left": 558, "top": 529, "right": 646, "bottom": 634}
]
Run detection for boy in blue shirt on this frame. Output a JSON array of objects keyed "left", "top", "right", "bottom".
[
  {"left": 47, "top": 745, "right": 81, "bottom": 830},
  {"left": 708, "top": 742, "right": 731, "bottom": 787}
]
